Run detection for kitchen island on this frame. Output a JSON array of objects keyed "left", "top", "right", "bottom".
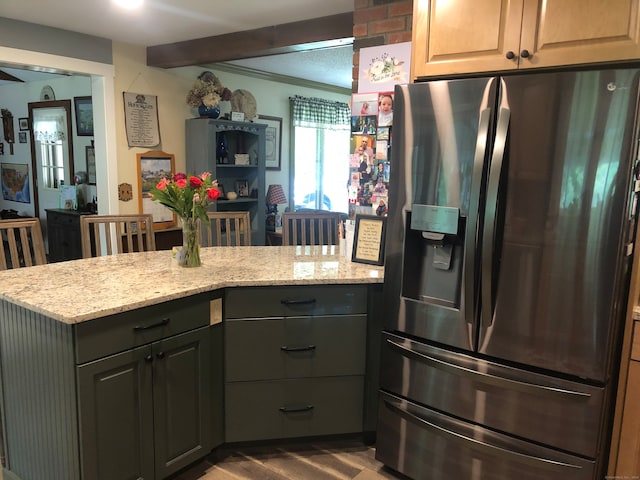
[{"left": 0, "top": 246, "right": 384, "bottom": 480}]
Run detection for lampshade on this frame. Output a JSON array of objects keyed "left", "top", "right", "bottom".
[{"left": 266, "top": 184, "right": 287, "bottom": 205}]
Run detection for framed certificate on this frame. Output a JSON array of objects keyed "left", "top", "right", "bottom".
[{"left": 352, "top": 214, "right": 387, "bottom": 265}]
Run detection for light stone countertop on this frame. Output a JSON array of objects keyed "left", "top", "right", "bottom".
[{"left": 0, "top": 246, "right": 384, "bottom": 324}]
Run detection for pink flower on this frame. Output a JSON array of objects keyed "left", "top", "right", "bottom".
[
  {"left": 193, "top": 193, "right": 200, "bottom": 202},
  {"left": 200, "top": 172, "right": 211, "bottom": 180},
  {"left": 176, "top": 178, "right": 187, "bottom": 188},
  {"left": 156, "top": 177, "right": 169, "bottom": 190}
]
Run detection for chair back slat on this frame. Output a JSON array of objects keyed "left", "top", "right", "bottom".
[
  {"left": 80, "top": 214, "right": 156, "bottom": 258},
  {"left": 201, "top": 211, "right": 251, "bottom": 247},
  {"left": 0, "top": 218, "right": 47, "bottom": 270},
  {"left": 281, "top": 212, "right": 341, "bottom": 246}
]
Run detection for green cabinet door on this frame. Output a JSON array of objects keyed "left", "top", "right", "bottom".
[
  {"left": 152, "top": 327, "right": 212, "bottom": 479},
  {"left": 77, "top": 344, "right": 155, "bottom": 480}
]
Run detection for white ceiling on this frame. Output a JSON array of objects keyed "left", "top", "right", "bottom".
[{"left": 0, "top": 0, "right": 354, "bottom": 89}]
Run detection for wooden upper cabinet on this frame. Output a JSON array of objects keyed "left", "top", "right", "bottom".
[{"left": 412, "top": 0, "right": 640, "bottom": 80}]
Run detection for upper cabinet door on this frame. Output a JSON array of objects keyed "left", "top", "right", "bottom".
[
  {"left": 519, "top": 0, "right": 640, "bottom": 70},
  {"left": 412, "top": 0, "right": 524, "bottom": 79},
  {"left": 412, "top": 0, "right": 640, "bottom": 80}
]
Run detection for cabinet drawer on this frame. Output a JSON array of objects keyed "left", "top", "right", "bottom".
[
  {"left": 75, "top": 293, "right": 210, "bottom": 364},
  {"left": 225, "top": 285, "right": 367, "bottom": 319},
  {"left": 225, "top": 314, "right": 366, "bottom": 381},
  {"left": 225, "top": 376, "right": 364, "bottom": 442}
]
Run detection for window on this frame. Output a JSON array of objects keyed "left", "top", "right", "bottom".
[
  {"left": 291, "top": 95, "right": 351, "bottom": 213},
  {"left": 34, "top": 115, "right": 67, "bottom": 189}
]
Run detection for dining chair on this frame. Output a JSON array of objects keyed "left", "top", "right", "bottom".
[
  {"left": 80, "top": 214, "right": 156, "bottom": 258},
  {"left": 281, "top": 211, "right": 341, "bottom": 246},
  {"left": 201, "top": 211, "right": 251, "bottom": 246},
  {"left": 0, "top": 218, "right": 47, "bottom": 270}
]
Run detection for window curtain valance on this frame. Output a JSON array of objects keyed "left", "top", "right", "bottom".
[{"left": 290, "top": 95, "right": 350, "bottom": 131}]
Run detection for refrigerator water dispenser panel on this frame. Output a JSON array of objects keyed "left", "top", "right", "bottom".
[{"left": 402, "top": 209, "right": 464, "bottom": 308}]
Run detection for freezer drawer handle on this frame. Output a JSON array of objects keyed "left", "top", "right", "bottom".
[
  {"left": 383, "top": 397, "right": 581, "bottom": 471},
  {"left": 387, "top": 339, "right": 591, "bottom": 399},
  {"left": 280, "top": 345, "right": 316, "bottom": 352},
  {"left": 279, "top": 405, "right": 314, "bottom": 413},
  {"left": 280, "top": 298, "right": 317, "bottom": 306}
]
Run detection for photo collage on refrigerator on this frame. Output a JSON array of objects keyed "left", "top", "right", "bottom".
[
  {"left": 350, "top": 41, "right": 411, "bottom": 219},
  {"left": 349, "top": 91, "right": 393, "bottom": 218}
]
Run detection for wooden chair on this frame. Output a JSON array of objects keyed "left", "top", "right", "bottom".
[
  {"left": 281, "top": 211, "right": 341, "bottom": 246},
  {"left": 0, "top": 218, "right": 47, "bottom": 270},
  {"left": 201, "top": 211, "right": 251, "bottom": 246},
  {"left": 80, "top": 214, "right": 156, "bottom": 258}
]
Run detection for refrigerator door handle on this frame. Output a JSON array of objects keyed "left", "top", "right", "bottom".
[
  {"left": 386, "top": 338, "right": 591, "bottom": 399},
  {"left": 464, "top": 108, "right": 492, "bottom": 326},
  {"left": 382, "top": 397, "right": 583, "bottom": 471},
  {"left": 481, "top": 107, "right": 511, "bottom": 327}
]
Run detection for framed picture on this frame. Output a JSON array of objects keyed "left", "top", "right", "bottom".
[
  {"left": 1, "top": 162, "right": 30, "bottom": 203},
  {"left": 18, "top": 132, "right": 27, "bottom": 143},
  {"left": 136, "top": 150, "right": 176, "bottom": 230},
  {"left": 86, "top": 145, "right": 96, "bottom": 185},
  {"left": 235, "top": 179, "right": 249, "bottom": 197},
  {"left": 352, "top": 214, "right": 387, "bottom": 266},
  {"left": 18, "top": 118, "right": 29, "bottom": 131},
  {"left": 74, "top": 96, "right": 94, "bottom": 136},
  {"left": 258, "top": 115, "right": 282, "bottom": 171}
]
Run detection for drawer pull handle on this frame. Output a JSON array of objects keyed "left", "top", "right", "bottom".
[
  {"left": 279, "top": 405, "right": 314, "bottom": 413},
  {"left": 280, "top": 345, "right": 316, "bottom": 352},
  {"left": 133, "top": 318, "right": 170, "bottom": 331},
  {"left": 280, "top": 298, "right": 316, "bottom": 306}
]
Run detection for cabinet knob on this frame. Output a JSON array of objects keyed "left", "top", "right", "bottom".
[
  {"left": 157, "top": 351, "right": 165, "bottom": 359},
  {"left": 505, "top": 51, "right": 516, "bottom": 60},
  {"left": 145, "top": 355, "right": 153, "bottom": 363},
  {"left": 520, "top": 49, "right": 531, "bottom": 59}
]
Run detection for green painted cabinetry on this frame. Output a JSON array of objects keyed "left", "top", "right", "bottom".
[
  {"left": 185, "top": 118, "right": 266, "bottom": 245},
  {"left": 224, "top": 285, "right": 368, "bottom": 442}
]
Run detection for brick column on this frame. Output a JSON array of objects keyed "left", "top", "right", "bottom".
[{"left": 352, "top": 0, "right": 413, "bottom": 92}]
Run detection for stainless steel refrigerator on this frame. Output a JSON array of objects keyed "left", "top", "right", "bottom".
[{"left": 376, "top": 67, "right": 640, "bottom": 480}]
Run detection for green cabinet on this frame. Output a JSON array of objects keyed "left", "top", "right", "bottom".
[
  {"left": 224, "top": 285, "right": 368, "bottom": 442},
  {"left": 0, "top": 293, "right": 218, "bottom": 480},
  {"left": 186, "top": 119, "right": 266, "bottom": 245},
  {"left": 77, "top": 327, "right": 212, "bottom": 480}
]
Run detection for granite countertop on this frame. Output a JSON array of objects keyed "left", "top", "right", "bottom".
[{"left": 0, "top": 246, "right": 384, "bottom": 324}]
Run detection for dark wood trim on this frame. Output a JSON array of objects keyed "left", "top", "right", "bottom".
[{"left": 147, "top": 13, "right": 354, "bottom": 68}]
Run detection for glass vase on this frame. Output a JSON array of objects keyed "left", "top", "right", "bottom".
[{"left": 178, "top": 217, "right": 201, "bottom": 267}]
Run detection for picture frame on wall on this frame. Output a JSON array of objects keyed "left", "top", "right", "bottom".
[
  {"left": 136, "top": 150, "right": 176, "bottom": 230},
  {"left": 86, "top": 145, "right": 96, "bottom": 185},
  {"left": 258, "top": 115, "right": 282, "bottom": 171},
  {"left": 74, "top": 96, "right": 94, "bottom": 136},
  {"left": 18, "top": 132, "right": 27, "bottom": 143},
  {"left": 18, "top": 118, "right": 29, "bottom": 131}
]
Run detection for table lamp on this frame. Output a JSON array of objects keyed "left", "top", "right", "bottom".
[{"left": 266, "top": 184, "right": 287, "bottom": 231}]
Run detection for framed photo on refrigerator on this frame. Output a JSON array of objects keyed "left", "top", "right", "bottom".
[{"left": 352, "top": 214, "right": 387, "bottom": 266}]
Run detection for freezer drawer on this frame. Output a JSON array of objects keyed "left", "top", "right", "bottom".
[
  {"left": 376, "top": 391, "right": 596, "bottom": 480},
  {"left": 380, "top": 332, "right": 605, "bottom": 458}
]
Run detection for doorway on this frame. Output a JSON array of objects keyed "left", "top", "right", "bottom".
[{"left": 28, "top": 100, "right": 75, "bottom": 249}]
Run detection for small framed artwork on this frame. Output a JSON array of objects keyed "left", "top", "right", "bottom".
[
  {"left": 258, "top": 115, "right": 282, "bottom": 171},
  {"left": 235, "top": 179, "right": 249, "bottom": 197},
  {"left": 136, "top": 150, "right": 176, "bottom": 230},
  {"left": 18, "top": 132, "right": 27, "bottom": 143},
  {"left": 352, "top": 214, "right": 387, "bottom": 266},
  {"left": 86, "top": 145, "right": 96, "bottom": 185},
  {"left": 74, "top": 96, "right": 94, "bottom": 136},
  {"left": 18, "top": 118, "right": 29, "bottom": 131}
]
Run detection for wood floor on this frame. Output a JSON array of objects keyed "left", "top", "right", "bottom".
[{"left": 169, "top": 437, "right": 408, "bottom": 480}]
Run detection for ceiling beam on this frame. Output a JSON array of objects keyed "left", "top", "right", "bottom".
[{"left": 147, "top": 12, "right": 354, "bottom": 68}]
